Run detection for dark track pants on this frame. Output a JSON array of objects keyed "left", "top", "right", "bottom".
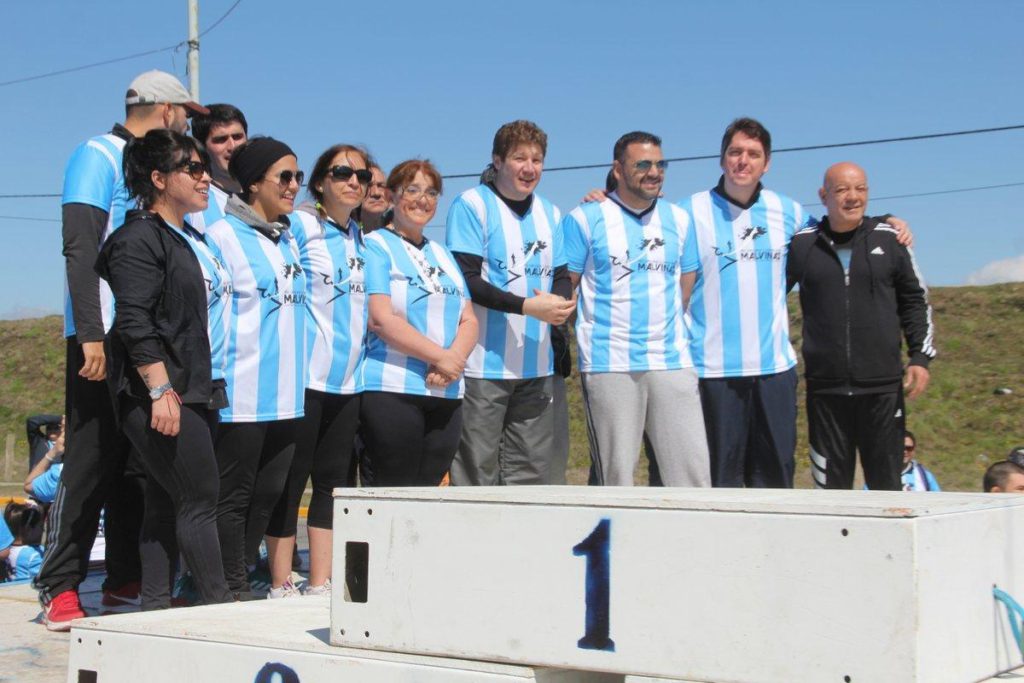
[
  {"left": 807, "top": 389, "right": 905, "bottom": 490},
  {"left": 121, "top": 398, "right": 232, "bottom": 609},
  {"left": 215, "top": 419, "right": 298, "bottom": 594},
  {"left": 699, "top": 368, "right": 798, "bottom": 488},
  {"left": 35, "top": 337, "right": 143, "bottom": 603}
]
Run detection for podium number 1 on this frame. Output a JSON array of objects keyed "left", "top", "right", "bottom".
[{"left": 573, "top": 518, "right": 615, "bottom": 652}]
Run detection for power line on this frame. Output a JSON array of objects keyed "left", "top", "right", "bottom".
[
  {"left": 441, "top": 123, "right": 1024, "bottom": 179},
  {"left": 2, "top": 123, "right": 1023, "bottom": 201},
  {"left": 0, "top": 0, "right": 243, "bottom": 88},
  {"left": 5, "top": 180, "right": 1021, "bottom": 226}
]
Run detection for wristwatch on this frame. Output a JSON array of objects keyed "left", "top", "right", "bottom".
[{"left": 149, "top": 382, "right": 174, "bottom": 400}]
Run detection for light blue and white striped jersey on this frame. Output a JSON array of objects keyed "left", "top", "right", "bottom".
[
  {"left": 0, "top": 516, "right": 12, "bottom": 552},
  {"left": 29, "top": 462, "right": 63, "bottom": 504},
  {"left": 186, "top": 184, "right": 230, "bottom": 233},
  {"left": 446, "top": 185, "right": 565, "bottom": 380},
  {"left": 563, "top": 196, "right": 698, "bottom": 373},
  {"left": 361, "top": 229, "right": 468, "bottom": 399},
  {"left": 680, "top": 187, "right": 813, "bottom": 379},
  {"left": 291, "top": 211, "right": 367, "bottom": 395},
  {"left": 61, "top": 133, "right": 130, "bottom": 338},
  {"left": 174, "top": 222, "right": 233, "bottom": 381},
  {"left": 7, "top": 544, "right": 43, "bottom": 581},
  {"left": 206, "top": 215, "right": 308, "bottom": 422}
]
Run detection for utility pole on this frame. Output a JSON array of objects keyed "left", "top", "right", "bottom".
[{"left": 187, "top": 0, "right": 200, "bottom": 101}]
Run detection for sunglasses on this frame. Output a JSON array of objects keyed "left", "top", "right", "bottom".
[
  {"left": 904, "top": 445, "right": 915, "bottom": 452},
  {"left": 634, "top": 160, "right": 669, "bottom": 172},
  {"left": 328, "top": 165, "right": 373, "bottom": 185},
  {"left": 265, "top": 170, "right": 305, "bottom": 187},
  {"left": 176, "top": 159, "right": 209, "bottom": 182}
]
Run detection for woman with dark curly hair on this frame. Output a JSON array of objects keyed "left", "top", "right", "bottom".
[{"left": 95, "top": 128, "right": 233, "bottom": 609}]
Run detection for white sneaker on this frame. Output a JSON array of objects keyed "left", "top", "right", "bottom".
[
  {"left": 267, "top": 580, "right": 301, "bottom": 599},
  {"left": 303, "top": 580, "right": 332, "bottom": 597}
]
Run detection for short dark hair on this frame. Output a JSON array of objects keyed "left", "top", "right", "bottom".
[
  {"left": 190, "top": 103, "right": 248, "bottom": 145},
  {"left": 387, "top": 159, "right": 443, "bottom": 196},
  {"left": 904, "top": 430, "right": 916, "bottom": 447},
  {"left": 613, "top": 131, "right": 661, "bottom": 163},
  {"left": 307, "top": 144, "right": 373, "bottom": 205},
  {"left": 492, "top": 120, "right": 547, "bottom": 160},
  {"left": 720, "top": 117, "right": 772, "bottom": 162},
  {"left": 123, "top": 129, "right": 208, "bottom": 209},
  {"left": 983, "top": 460, "right": 1024, "bottom": 492}
]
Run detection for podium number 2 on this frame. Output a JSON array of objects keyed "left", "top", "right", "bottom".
[{"left": 573, "top": 518, "right": 615, "bottom": 652}]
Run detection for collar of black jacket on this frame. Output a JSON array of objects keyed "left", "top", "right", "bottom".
[
  {"left": 111, "top": 123, "right": 134, "bottom": 143},
  {"left": 712, "top": 175, "right": 763, "bottom": 210}
]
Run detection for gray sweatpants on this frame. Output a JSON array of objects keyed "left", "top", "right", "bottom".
[
  {"left": 580, "top": 368, "right": 710, "bottom": 487},
  {"left": 450, "top": 376, "right": 563, "bottom": 486}
]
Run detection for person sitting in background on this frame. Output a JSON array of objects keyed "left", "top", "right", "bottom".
[
  {"left": 4, "top": 501, "right": 45, "bottom": 581},
  {"left": 26, "top": 415, "right": 62, "bottom": 470},
  {"left": 983, "top": 461, "right": 1024, "bottom": 493},
  {"left": 898, "top": 431, "right": 940, "bottom": 491},
  {"left": 24, "top": 416, "right": 64, "bottom": 504}
]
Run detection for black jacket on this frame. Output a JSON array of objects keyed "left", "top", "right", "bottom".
[
  {"left": 95, "top": 210, "right": 214, "bottom": 405},
  {"left": 786, "top": 216, "right": 936, "bottom": 393}
]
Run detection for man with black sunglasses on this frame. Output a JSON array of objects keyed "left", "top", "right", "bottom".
[
  {"left": 37, "top": 70, "right": 209, "bottom": 631},
  {"left": 189, "top": 104, "right": 248, "bottom": 231}
]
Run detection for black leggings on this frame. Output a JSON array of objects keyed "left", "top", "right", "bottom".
[
  {"left": 359, "top": 392, "right": 462, "bottom": 486},
  {"left": 214, "top": 419, "right": 298, "bottom": 593},
  {"left": 120, "top": 397, "right": 232, "bottom": 610},
  {"left": 267, "top": 390, "right": 360, "bottom": 536}
]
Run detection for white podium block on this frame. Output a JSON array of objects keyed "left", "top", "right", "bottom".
[
  {"left": 331, "top": 487, "right": 1024, "bottom": 682},
  {"left": 68, "top": 598, "right": 621, "bottom": 682}
]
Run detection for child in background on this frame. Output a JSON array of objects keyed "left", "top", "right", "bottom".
[{"left": 3, "top": 501, "right": 45, "bottom": 581}]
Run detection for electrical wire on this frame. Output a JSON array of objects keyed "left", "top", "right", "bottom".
[{"left": 0, "top": 0, "right": 243, "bottom": 88}]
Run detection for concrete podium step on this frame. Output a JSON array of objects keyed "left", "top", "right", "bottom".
[{"left": 330, "top": 486, "right": 1024, "bottom": 682}]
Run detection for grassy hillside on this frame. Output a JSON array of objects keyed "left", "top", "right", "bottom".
[{"left": 1, "top": 283, "right": 1021, "bottom": 494}]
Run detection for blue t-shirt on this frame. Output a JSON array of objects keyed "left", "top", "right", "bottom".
[
  {"left": 0, "top": 517, "right": 12, "bottom": 553},
  {"left": 7, "top": 544, "right": 44, "bottom": 581},
  {"left": 30, "top": 462, "right": 63, "bottom": 504}
]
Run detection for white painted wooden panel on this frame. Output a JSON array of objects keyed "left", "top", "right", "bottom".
[
  {"left": 331, "top": 487, "right": 1024, "bottom": 682},
  {"left": 68, "top": 598, "right": 620, "bottom": 682}
]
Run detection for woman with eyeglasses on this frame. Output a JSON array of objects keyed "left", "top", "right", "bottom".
[
  {"left": 360, "top": 160, "right": 478, "bottom": 486},
  {"left": 262, "top": 144, "right": 373, "bottom": 598},
  {"left": 95, "top": 129, "right": 233, "bottom": 608},
  {"left": 205, "top": 136, "right": 309, "bottom": 599}
]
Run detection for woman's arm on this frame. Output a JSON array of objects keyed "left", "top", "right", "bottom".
[{"left": 136, "top": 361, "right": 181, "bottom": 437}]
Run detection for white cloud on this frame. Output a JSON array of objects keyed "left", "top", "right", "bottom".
[{"left": 966, "top": 253, "right": 1024, "bottom": 286}]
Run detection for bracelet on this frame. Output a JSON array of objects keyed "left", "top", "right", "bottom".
[
  {"left": 44, "top": 453, "right": 55, "bottom": 463},
  {"left": 149, "top": 382, "right": 174, "bottom": 400}
]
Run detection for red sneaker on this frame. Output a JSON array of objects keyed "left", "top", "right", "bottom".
[
  {"left": 44, "top": 590, "right": 86, "bottom": 632},
  {"left": 101, "top": 581, "right": 141, "bottom": 607}
]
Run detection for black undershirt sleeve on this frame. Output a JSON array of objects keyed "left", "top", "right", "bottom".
[
  {"left": 551, "top": 264, "right": 572, "bottom": 299},
  {"left": 63, "top": 202, "right": 111, "bottom": 342},
  {"left": 453, "top": 252, "right": 526, "bottom": 314}
]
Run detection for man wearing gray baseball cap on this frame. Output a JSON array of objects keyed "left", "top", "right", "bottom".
[{"left": 35, "top": 69, "right": 206, "bottom": 631}]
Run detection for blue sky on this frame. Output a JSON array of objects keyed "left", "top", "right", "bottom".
[{"left": 1, "top": 0, "right": 1022, "bottom": 318}]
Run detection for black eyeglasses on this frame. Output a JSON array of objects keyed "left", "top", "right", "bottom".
[
  {"left": 328, "top": 165, "right": 373, "bottom": 185},
  {"left": 634, "top": 160, "right": 669, "bottom": 172},
  {"left": 175, "top": 160, "right": 209, "bottom": 181},
  {"left": 265, "top": 170, "right": 304, "bottom": 188}
]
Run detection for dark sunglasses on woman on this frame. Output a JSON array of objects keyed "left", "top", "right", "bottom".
[
  {"left": 176, "top": 159, "right": 210, "bottom": 182},
  {"left": 328, "top": 165, "right": 373, "bottom": 185}
]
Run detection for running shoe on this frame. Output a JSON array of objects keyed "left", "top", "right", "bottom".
[
  {"left": 302, "top": 579, "right": 331, "bottom": 597},
  {"left": 101, "top": 581, "right": 141, "bottom": 607},
  {"left": 172, "top": 572, "right": 200, "bottom": 607},
  {"left": 247, "top": 566, "right": 273, "bottom": 596},
  {"left": 267, "top": 580, "right": 301, "bottom": 599},
  {"left": 44, "top": 590, "right": 86, "bottom": 632}
]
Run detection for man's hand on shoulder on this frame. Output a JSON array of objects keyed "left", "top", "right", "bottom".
[{"left": 885, "top": 216, "right": 914, "bottom": 248}]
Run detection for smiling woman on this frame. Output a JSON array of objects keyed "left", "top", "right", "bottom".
[{"left": 94, "top": 128, "right": 234, "bottom": 610}]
